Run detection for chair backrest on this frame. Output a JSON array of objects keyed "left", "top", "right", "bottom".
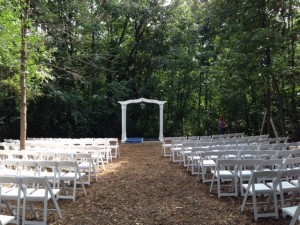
[
  {"left": 209, "top": 145, "right": 225, "bottom": 152},
  {"left": 187, "top": 136, "right": 199, "bottom": 141},
  {"left": 238, "top": 150, "right": 258, "bottom": 159},
  {"left": 238, "top": 159, "right": 262, "bottom": 171},
  {"left": 258, "top": 159, "right": 283, "bottom": 171},
  {"left": 292, "top": 149, "right": 300, "bottom": 158},
  {"left": 0, "top": 160, "right": 19, "bottom": 176},
  {"left": 74, "top": 153, "right": 93, "bottom": 164},
  {"left": 275, "top": 150, "right": 291, "bottom": 159},
  {"left": 182, "top": 141, "right": 198, "bottom": 149},
  {"left": 221, "top": 150, "right": 239, "bottom": 159},
  {"left": 282, "top": 157, "right": 300, "bottom": 169},
  {"left": 190, "top": 147, "right": 206, "bottom": 156},
  {"left": 55, "top": 152, "right": 74, "bottom": 161},
  {"left": 199, "top": 136, "right": 211, "bottom": 142},
  {"left": 174, "top": 136, "right": 187, "bottom": 141},
  {"left": 259, "top": 144, "right": 275, "bottom": 151},
  {"left": 201, "top": 151, "right": 220, "bottom": 160},
  {"left": 215, "top": 159, "right": 239, "bottom": 174},
  {"left": 280, "top": 168, "right": 300, "bottom": 181},
  {"left": 249, "top": 170, "right": 280, "bottom": 188},
  {"left": 17, "top": 160, "right": 38, "bottom": 177},
  {"left": 257, "top": 150, "right": 276, "bottom": 160},
  {"left": 242, "top": 144, "right": 259, "bottom": 151},
  {"left": 210, "top": 140, "right": 224, "bottom": 147}
]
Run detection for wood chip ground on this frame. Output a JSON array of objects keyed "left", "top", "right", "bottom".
[{"left": 49, "top": 142, "right": 292, "bottom": 225}]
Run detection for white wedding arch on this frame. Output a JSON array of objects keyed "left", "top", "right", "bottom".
[{"left": 118, "top": 98, "right": 167, "bottom": 143}]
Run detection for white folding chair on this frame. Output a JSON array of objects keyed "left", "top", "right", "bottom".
[
  {"left": 74, "top": 153, "right": 98, "bottom": 185},
  {"left": 187, "top": 147, "right": 206, "bottom": 175},
  {"left": 108, "top": 138, "right": 120, "bottom": 159},
  {"left": 182, "top": 141, "right": 198, "bottom": 167},
  {"left": 237, "top": 159, "right": 262, "bottom": 196},
  {"left": 85, "top": 146, "right": 105, "bottom": 171},
  {"left": 55, "top": 161, "right": 87, "bottom": 201},
  {"left": 36, "top": 161, "right": 59, "bottom": 188},
  {"left": 161, "top": 137, "right": 173, "bottom": 157},
  {"left": 240, "top": 170, "right": 280, "bottom": 221},
  {"left": 170, "top": 140, "right": 184, "bottom": 163},
  {"left": 21, "top": 176, "right": 62, "bottom": 225},
  {"left": 273, "top": 169, "right": 300, "bottom": 208},
  {"left": 0, "top": 176, "right": 24, "bottom": 225},
  {"left": 0, "top": 160, "right": 19, "bottom": 176},
  {"left": 95, "top": 139, "right": 112, "bottom": 163},
  {"left": 209, "top": 159, "right": 239, "bottom": 198},
  {"left": 197, "top": 151, "right": 219, "bottom": 183}
]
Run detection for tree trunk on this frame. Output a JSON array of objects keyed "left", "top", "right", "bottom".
[
  {"left": 270, "top": 73, "right": 287, "bottom": 136},
  {"left": 20, "top": 0, "right": 30, "bottom": 150}
]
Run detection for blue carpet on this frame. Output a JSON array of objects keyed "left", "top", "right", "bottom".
[{"left": 126, "top": 137, "right": 143, "bottom": 143}]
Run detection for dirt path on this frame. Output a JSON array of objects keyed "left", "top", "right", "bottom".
[{"left": 54, "top": 143, "right": 290, "bottom": 225}]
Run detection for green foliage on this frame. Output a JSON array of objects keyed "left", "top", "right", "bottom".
[{"left": 0, "top": 0, "right": 299, "bottom": 140}]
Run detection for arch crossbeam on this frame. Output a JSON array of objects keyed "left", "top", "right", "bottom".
[{"left": 118, "top": 98, "right": 167, "bottom": 143}]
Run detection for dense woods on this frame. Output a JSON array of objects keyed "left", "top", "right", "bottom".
[{"left": 0, "top": 0, "right": 299, "bottom": 141}]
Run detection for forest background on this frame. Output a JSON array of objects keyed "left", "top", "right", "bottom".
[{"left": 0, "top": 0, "right": 299, "bottom": 141}]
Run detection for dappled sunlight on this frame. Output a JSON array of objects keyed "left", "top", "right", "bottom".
[{"left": 99, "top": 160, "right": 129, "bottom": 176}]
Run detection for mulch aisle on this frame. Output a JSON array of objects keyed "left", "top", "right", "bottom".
[{"left": 53, "top": 143, "right": 290, "bottom": 225}]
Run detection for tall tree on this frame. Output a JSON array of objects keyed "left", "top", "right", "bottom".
[{"left": 20, "top": 0, "right": 30, "bottom": 149}]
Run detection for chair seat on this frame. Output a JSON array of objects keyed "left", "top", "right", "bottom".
[
  {"left": 278, "top": 181, "right": 297, "bottom": 190},
  {"left": 217, "top": 170, "right": 235, "bottom": 178},
  {"left": 238, "top": 170, "right": 252, "bottom": 178},
  {"left": 0, "top": 187, "right": 14, "bottom": 195},
  {"left": 290, "top": 180, "right": 299, "bottom": 186},
  {"left": 61, "top": 172, "right": 86, "bottom": 180},
  {"left": 242, "top": 183, "right": 273, "bottom": 193},
  {"left": 26, "top": 188, "right": 60, "bottom": 201},
  {"left": 39, "top": 171, "right": 59, "bottom": 179},
  {"left": 201, "top": 160, "right": 216, "bottom": 167},
  {"left": 78, "top": 162, "right": 91, "bottom": 169},
  {"left": 282, "top": 206, "right": 300, "bottom": 219},
  {"left": 0, "top": 215, "right": 15, "bottom": 225}
]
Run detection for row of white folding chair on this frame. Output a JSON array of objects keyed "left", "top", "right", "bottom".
[
  {"left": 208, "top": 158, "right": 284, "bottom": 197},
  {"left": 170, "top": 138, "right": 293, "bottom": 164},
  {"left": 205, "top": 157, "right": 300, "bottom": 221},
  {"left": 240, "top": 168, "right": 300, "bottom": 222},
  {"left": 175, "top": 140, "right": 211, "bottom": 164},
  {"left": 1, "top": 155, "right": 97, "bottom": 187},
  {"left": 0, "top": 175, "right": 62, "bottom": 225},
  {"left": 209, "top": 157, "right": 284, "bottom": 197},
  {"left": 0, "top": 159, "right": 87, "bottom": 201},
  {"left": 190, "top": 148, "right": 279, "bottom": 178},
  {"left": 0, "top": 146, "right": 107, "bottom": 171},
  {"left": 201, "top": 154, "right": 299, "bottom": 186}
]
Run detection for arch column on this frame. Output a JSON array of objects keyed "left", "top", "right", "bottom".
[
  {"left": 159, "top": 104, "right": 164, "bottom": 142},
  {"left": 121, "top": 104, "right": 127, "bottom": 143}
]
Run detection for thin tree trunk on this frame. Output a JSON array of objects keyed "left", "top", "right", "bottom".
[
  {"left": 20, "top": 0, "right": 30, "bottom": 150},
  {"left": 270, "top": 73, "right": 287, "bottom": 136}
]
